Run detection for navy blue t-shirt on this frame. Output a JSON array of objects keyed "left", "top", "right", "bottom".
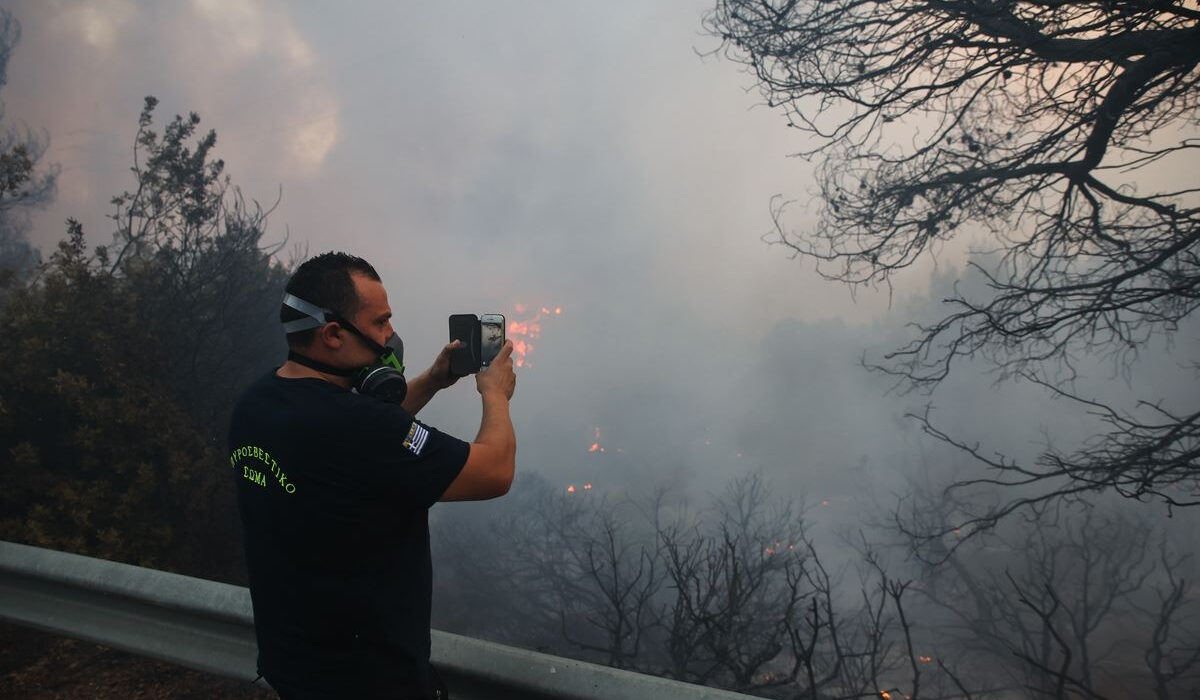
[{"left": 228, "top": 371, "right": 469, "bottom": 699}]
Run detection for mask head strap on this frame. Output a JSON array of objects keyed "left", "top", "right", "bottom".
[
  {"left": 282, "top": 293, "right": 333, "bottom": 334},
  {"left": 281, "top": 293, "right": 404, "bottom": 375},
  {"left": 283, "top": 293, "right": 383, "bottom": 351},
  {"left": 286, "top": 350, "right": 359, "bottom": 377}
]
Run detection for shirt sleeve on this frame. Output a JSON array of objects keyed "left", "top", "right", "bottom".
[{"left": 353, "top": 400, "right": 470, "bottom": 509}]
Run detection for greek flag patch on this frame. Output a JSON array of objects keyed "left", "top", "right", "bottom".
[{"left": 402, "top": 421, "right": 430, "bottom": 456}]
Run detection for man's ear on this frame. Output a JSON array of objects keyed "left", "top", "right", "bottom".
[{"left": 315, "top": 322, "right": 344, "bottom": 349}]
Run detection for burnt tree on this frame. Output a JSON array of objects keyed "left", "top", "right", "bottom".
[{"left": 707, "top": 0, "right": 1200, "bottom": 535}]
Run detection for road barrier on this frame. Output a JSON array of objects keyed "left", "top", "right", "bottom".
[{"left": 0, "top": 541, "right": 757, "bottom": 700}]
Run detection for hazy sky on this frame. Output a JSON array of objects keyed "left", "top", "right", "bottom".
[
  {"left": 5, "top": 1, "right": 1196, "bottom": 516},
  {"left": 1, "top": 1, "right": 883, "bottom": 481},
  {"left": 7, "top": 0, "right": 906, "bottom": 331}
]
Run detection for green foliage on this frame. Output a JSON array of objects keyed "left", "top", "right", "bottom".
[
  {"left": 0, "top": 8, "right": 56, "bottom": 299},
  {"left": 0, "top": 98, "right": 289, "bottom": 579},
  {"left": 110, "top": 96, "right": 225, "bottom": 266},
  {"left": 0, "top": 143, "right": 33, "bottom": 198},
  {"left": 1, "top": 223, "right": 196, "bottom": 568}
]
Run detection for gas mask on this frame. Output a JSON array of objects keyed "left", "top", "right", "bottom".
[
  {"left": 355, "top": 332, "right": 407, "bottom": 405},
  {"left": 282, "top": 293, "right": 408, "bottom": 405}
]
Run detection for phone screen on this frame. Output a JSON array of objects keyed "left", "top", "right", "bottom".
[{"left": 480, "top": 313, "right": 505, "bottom": 367}]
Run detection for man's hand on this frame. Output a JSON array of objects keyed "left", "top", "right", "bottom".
[
  {"left": 476, "top": 340, "right": 516, "bottom": 400},
  {"left": 442, "top": 339, "right": 518, "bottom": 502},
  {"left": 427, "top": 339, "right": 465, "bottom": 391},
  {"left": 400, "top": 340, "right": 464, "bottom": 415}
]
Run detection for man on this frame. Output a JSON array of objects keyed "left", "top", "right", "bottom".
[{"left": 228, "top": 252, "right": 516, "bottom": 699}]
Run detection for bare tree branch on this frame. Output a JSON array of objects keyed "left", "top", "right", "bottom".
[{"left": 707, "top": 0, "right": 1200, "bottom": 522}]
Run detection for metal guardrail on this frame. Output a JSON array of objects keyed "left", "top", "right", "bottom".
[{"left": 0, "top": 541, "right": 758, "bottom": 700}]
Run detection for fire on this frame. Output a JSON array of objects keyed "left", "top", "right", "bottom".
[
  {"left": 508, "top": 303, "right": 562, "bottom": 368},
  {"left": 880, "top": 692, "right": 891, "bottom": 700},
  {"left": 583, "top": 483, "right": 593, "bottom": 490},
  {"left": 588, "top": 426, "right": 606, "bottom": 454},
  {"left": 565, "top": 483, "right": 593, "bottom": 495},
  {"left": 918, "top": 655, "right": 933, "bottom": 663},
  {"left": 566, "top": 485, "right": 576, "bottom": 494}
]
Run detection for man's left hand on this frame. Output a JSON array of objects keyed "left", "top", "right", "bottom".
[
  {"left": 400, "top": 341, "right": 463, "bottom": 415},
  {"left": 426, "top": 340, "right": 464, "bottom": 390}
]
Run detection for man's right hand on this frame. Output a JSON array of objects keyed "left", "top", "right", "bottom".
[
  {"left": 442, "top": 339, "right": 517, "bottom": 502},
  {"left": 476, "top": 339, "right": 516, "bottom": 400}
]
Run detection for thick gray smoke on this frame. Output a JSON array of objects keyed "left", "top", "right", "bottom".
[{"left": 5, "top": 2, "right": 1197, "bottom": 693}]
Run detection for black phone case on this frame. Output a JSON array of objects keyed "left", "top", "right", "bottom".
[{"left": 448, "top": 314, "right": 480, "bottom": 376}]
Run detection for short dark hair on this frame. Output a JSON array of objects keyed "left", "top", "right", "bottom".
[{"left": 281, "top": 252, "right": 381, "bottom": 348}]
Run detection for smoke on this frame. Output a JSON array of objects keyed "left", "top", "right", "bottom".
[
  {"left": 3, "top": 3, "right": 1198, "bottom": 693},
  {"left": 4, "top": 0, "right": 1193, "bottom": 553}
]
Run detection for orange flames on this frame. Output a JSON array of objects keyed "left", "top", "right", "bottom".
[
  {"left": 588, "top": 426, "right": 606, "bottom": 454},
  {"left": 509, "top": 303, "right": 562, "bottom": 368},
  {"left": 565, "top": 482, "right": 594, "bottom": 495}
]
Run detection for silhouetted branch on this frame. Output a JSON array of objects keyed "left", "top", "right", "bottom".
[{"left": 707, "top": 0, "right": 1200, "bottom": 525}]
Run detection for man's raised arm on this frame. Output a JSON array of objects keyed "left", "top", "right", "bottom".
[{"left": 440, "top": 340, "right": 516, "bottom": 501}]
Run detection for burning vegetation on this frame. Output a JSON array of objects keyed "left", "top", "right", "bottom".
[
  {"left": 508, "top": 303, "right": 561, "bottom": 368},
  {"left": 587, "top": 426, "right": 606, "bottom": 454}
]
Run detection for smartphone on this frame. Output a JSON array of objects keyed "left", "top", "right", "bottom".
[
  {"left": 448, "top": 314, "right": 479, "bottom": 376},
  {"left": 479, "top": 313, "right": 505, "bottom": 367}
]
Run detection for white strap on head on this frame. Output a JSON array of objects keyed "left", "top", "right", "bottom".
[{"left": 282, "top": 293, "right": 333, "bottom": 334}]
